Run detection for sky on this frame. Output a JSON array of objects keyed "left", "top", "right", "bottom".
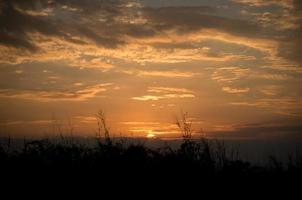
[{"left": 0, "top": 0, "right": 302, "bottom": 140}]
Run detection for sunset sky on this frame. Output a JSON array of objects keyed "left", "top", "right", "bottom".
[{"left": 0, "top": 0, "right": 302, "bottom": 139}]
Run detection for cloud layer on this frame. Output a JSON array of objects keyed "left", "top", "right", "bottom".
[{"left": 0, "top": 0, "right": 302, "bottom": 139}]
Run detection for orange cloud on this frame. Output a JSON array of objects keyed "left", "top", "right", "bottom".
[
  {"left": 230, "top": 97, "right": 302, "bottom": 116},
  {"left": 132, "top": 86, "right": 195, "bottom": 101},
  {"left": 132, "top": 94, "right": 195, "bottom": 101},
  {"left": 0, "top": 83, "right": 112, "bottom": 102},
  {"left": 147, "top": 87, "right": 194, "bottom": 94},
  {"left": 138, "top": 70, "right": 198, "bottom": 78},
  {"left": 222, "top": 87, "right": 250, "bottom": 94},
  {"left": 232, "top": 0, "right": 293, "bottom": 8}
]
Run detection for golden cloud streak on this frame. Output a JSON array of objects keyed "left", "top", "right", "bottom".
[
  {"left": 137, "top": 70, "right": 198, "bottom": 78},
  {"left": 222, "top": 87, "right": 250, "bottom": 94},
  {"left": 132, "top": 94, "right": 195, "bottom": 101},
  {"left": 0, "top": 83, "right": 112, "bottom": 102}
]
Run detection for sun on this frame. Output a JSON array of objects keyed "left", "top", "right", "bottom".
[{"left": 146, "top": 133, "right": 156, "bottom": 139}]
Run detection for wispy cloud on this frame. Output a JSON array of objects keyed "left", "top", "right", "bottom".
[
  {"left": 232, "top": 0, "right": 293, "bottom": 8},
  {"left": 258, "top": 85, "right": 282, "bottom": 96},
  {"left": 132, "top": 86, "right": 195, "bottom": 101},
  {"left": 147, "top": 87, "right": 194, "bottom": 94},
  {"left": 0, "top": 83, "right": 112, "bottom": 101},
  {"left": 230, "top": 97, "right": 302, "bottom": 116},
  {"left": 212, "top": 67, "right": 250, "bottom": 83},
  {"left": 1, "top": 0, "right": 302, "bottom": 139},
  {"left": 73, "top": 116, "right": 96, "bottom": 124},
  {"left": 222, "top": 86, "right": 250, "bottom": 94},
  {"left": 120, "top": 121, "right": 161, "bottom": 125},
  {"left": 132, "top": 94, "right": 195, "bottom": 101},
  {"left": 0, "top": 120, "right": 52, "bottom": 126},
  {"left": 209, "top": 120, "right": 302, "bottom": 140},
  {"left": 138, "top": 70, "right": 198, "bottom": 78}
]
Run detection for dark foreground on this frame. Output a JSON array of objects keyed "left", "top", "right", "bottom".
[
  {"left": 1, "top": 137, "right": 302, "bottom": 192},
  {"left": 0, "top": 139, "right": 302, "bottom": 178}
]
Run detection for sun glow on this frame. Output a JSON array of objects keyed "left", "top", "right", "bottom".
[{"left": 146, "top": 133, "right": 156, "bottom": 139}]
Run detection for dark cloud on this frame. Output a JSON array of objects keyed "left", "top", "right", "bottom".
[
  {"left": 0, "top": 0, "right": 267, "bottom": 51},
  {"left": 210, "top": 121, "right": 302, "bottom": 140},
  {"left": 152, "top": 42, "right": 199, "bottom": 49},
  {"left": 1, "top": 0, "right": 301, "bottom": 68},
  {"left": 0, "top": 0, "right": 134, "bottom": 50},
  {"left": 293, "top": 0, "right": 302, "bottom": 10},
  {"left": 276, "top": 0, "right": 302, "bottom": 65},
  {"left": 277, "top": 32, "right": 302, "bottom": 65},
  {"left": 5, "top": 0, "right": 126, "bottom": 14},
  {"left": 143, "top": 6, "right": 264, "bottom": 38},
  {"left": 76, "top": 27, "right": 124, "bottom": 48},
  {"left": 0, "top": 1, "right": 61, "bottom": 50}
]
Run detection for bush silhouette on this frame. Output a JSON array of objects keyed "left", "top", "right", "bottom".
[{"left": 0, "top": 111, "right": 301, "bottom": 181}]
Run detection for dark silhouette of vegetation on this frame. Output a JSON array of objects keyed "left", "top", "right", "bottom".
[
  {"left": 1, "top": 137, "right": 301, "bottom": 181},
  {"left": 0, "top": 111, "right": 301, "bottom": 182}
]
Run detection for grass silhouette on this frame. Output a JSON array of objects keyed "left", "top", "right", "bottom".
[
  {"left": 1, "top": 135, "right": 301, "bottom": 177},
  {"left": 0, "top": 110, "right": 301, "bottom": 183}
]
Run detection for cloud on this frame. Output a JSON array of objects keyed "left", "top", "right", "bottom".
[
  {"left": 1, "top": 0, "right": 301, "bottom": 140},
  {"left": 73, "top": 116, "right": 96, "bottom": 124},
  {"left": 277, "top": 33, "right": 302, "bottom": 67},
  {"left": 232, "top": 0, "right": 302, "bottom": 65},
  {"left": 222, "top": 86, "right": 250, "bottom": 94},
  {"left": 258, "top": 85, "right": 282, "bottom": 96},
  {"left": 120, "top": 121, "right": 160, "bottom": 126},
  {"left": 230, "top": 97, "right": 302, "bottom": 116},
  {"left": 252, "top": 10, "right": 301, "bottom": 30},
  {"left": 143, "top": 5, "right": 263, "bottom": 38},
  {"left": 147, "top": 87, "right": 194, "bottom": 94},
  {"left": 1, "top": 0, "right": 301, "bottom": 70},
  {"left": 0, "top": 1, "right": 59, "bottom": 51},
  {"left": 132, "top": 95, "right": 162, "bottom": 101},
  {"left": 132, "top": 94, "right": 195, "bottom": 101},
  {"left": 251, "top": 72, "right": 290, "bottom": 80},
  {"left": 138, "top": 70, "right": 198, "bottom": 78},
  {"left": 212, "top": 67, "right": 250, "bottom": 83},
  {"left": 232, "top": 0, "right": 293, "bottom": 8},
  {"left": 0, "top": 0, "right": 268, "bottom": 53},
  {"left": 132, "top": 86, "right": 195, "bottom": 101},
  {"left": 212, "top": 67, "right": 291, "bottom": 90},
  {"left": 0, "top": 0, "right": 285, "bottom": 68},
  {"left": 70, "top": 58, "right": 115, "bottom": 71},
  {"left": 0, "top": 0, "right": 146, "bottom": 50},
  {"left": 209, "top": 120, "right": 302, "bottom": 140},
  {"left": 0, "top": 83, "right": 112, "bottom": 101},
  {"left": 0, "top": 119, "right": 52, "bottom": 126}
]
